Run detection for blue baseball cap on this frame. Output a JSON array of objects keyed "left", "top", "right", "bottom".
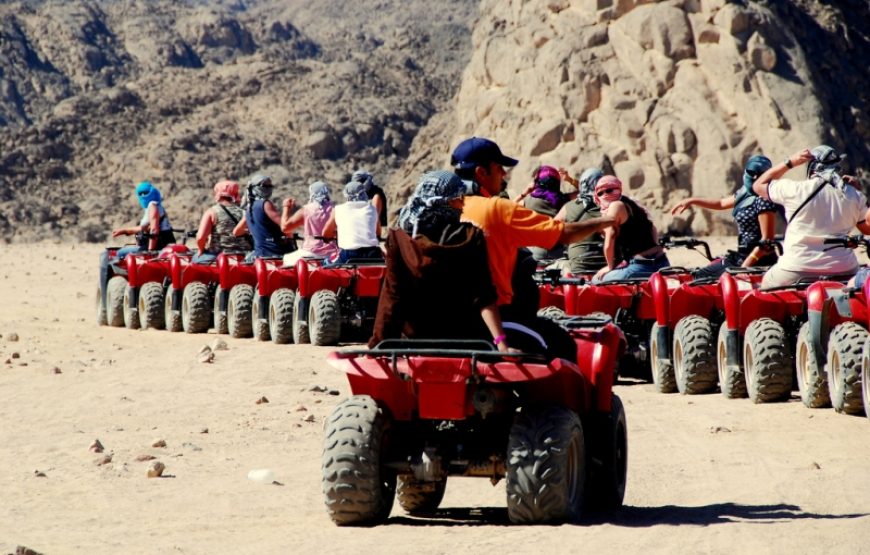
[{"left": 451, "top": 137, "right": 518, "bottom": 170}]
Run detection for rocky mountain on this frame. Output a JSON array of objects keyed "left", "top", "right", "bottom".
[
  {"left": 1, "top": 0, "right": 868, "bottom": 241},
  {"left": 392, "top": 0, "right": 870, "bottom": 235},
  {"left": 0, "top": 0, "right": 477, "bottom": 241}
]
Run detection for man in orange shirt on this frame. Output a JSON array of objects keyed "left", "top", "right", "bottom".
[{"left": 451, "top": 137, "right": 615, "bottom": 360}]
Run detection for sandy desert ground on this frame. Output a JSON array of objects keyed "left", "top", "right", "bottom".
[{"left": 1, "top": 239, "right": 869, "bottom": 555}]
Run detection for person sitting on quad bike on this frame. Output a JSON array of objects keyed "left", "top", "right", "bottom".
[
  {"left": 554, "top": 167, "right": 609, "bottom": 276},
  {"left": 193, "top": 180, "right": 252, "bottom": 264},
  {"left": 751, "top": 145, "right": 870, "bottom": 288},
  {"left": 322, "top": 181, "right": 383, "bottom": 265},
  {"left": 351, "top": 169, "right": 388, "bottom": 232},
  {"left": 511, "top": 165, "right": 578, "bottom": 262},
  {"left": 278, "top": 180, "right": 340, "bottom": 267},
  {"left": 98, "top": 181, "right": 175, "bottom": 313},
  {"left": 232, "top": 174, "right": 297, "bottom": 261},
  {"left": 369, "top": 170, "right": 515, "bottom": 352},
  {"left": 451, "top": 137, "right": 616, "bottom": 361},
  {"left": 591, "top": 175, "right": 671, "bottom": 283},
  {"left": 670, "top": 155, "right": 780, "bottom": 279}
]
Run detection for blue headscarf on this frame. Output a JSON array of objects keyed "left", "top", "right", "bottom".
[
  {"left": 732, "top": 155, "right": 772, "bottom": 217},
  {"left": 578, "top": 167, "right": 604, "bottom": 197},
  {"left": 136, "top": 181, "right": 162, "bottom": 209}
]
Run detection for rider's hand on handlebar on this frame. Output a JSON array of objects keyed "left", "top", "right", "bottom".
[
  {"left": 670, "top": 200, "right": 691, "bottom": 216},
  {"left": 593, "top": 265, "right": 611, "bottom": 282},
  {"left": 497, "top": 342, "right": 521, "bottom": 354}
]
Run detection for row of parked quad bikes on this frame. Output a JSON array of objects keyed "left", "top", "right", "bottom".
[{"left": 94, "top": 233, "right": 869, "bottom": 526}]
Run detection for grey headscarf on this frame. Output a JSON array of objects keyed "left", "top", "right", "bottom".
[
  {"left": 309, "top": 181, "right": 332, "bottom": 207},
  {"left": 344, "top": 180, "right": 369, "bottom": 202},
  {"left": 578, "top": 167, "right": 604, "bottom": 197},
  {"left": 352, "top": 169, "right": 374, "bottom": 192},
  {"left": 396, "top": 170, "right": 467, "bottom": 237},
  {"left": 247, "top": 174, "right": 274, "bottom": 202}
]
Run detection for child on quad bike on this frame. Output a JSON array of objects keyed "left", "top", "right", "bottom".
[
  {"left": 193, "top": 180, "right": 252, "bottom": 264},
  {"left": 590, "top": 175, "right": 671, "bottom": 283},
  {"left": 670, "top": 155, "right": 779, "bottom": 279},
  {"left": 751, "top": 145, "right": 870, "bottom": 288},
  {"left": 98, "top": 181, "right": 174, "bottom": 313},
  {"left": 369, "top": 170, "right": 513, "bottom": 353},
  {"left": 279, "top": 181, "right": 339, "bottom": 266},
  {"left": 232, "top": 174, "right": 297, "bottom": 261},
  {"left": 322, "top": 181, "right": 383, "bottom": 265}
]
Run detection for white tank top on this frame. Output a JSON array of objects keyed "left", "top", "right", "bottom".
[{"left": 335, "top": 201, "right": 378, "bottom": 250}]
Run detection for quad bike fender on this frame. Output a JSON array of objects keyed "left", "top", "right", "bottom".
[
  {"left": 125, "top": 253, "right": 142, "bottom": 287},
  {"left": 354, "top": 266, "right": 386, "bottom": 297},
  {"left": 169, "top": 254, "right": 189, "bottom": 290},
  {"left": 574, "top": 323, "right": 625, "bottom": 413},
  {"left": 254, "top": 258, "right": 269, "bottom": 296},
  {"left": 649, "top": 272, "right": 669, "bottom": 326},
  {"left": 295, "top": 257, "right": 312, "bottom": 298},
  {"left": 719, "top": 272, "right": 740, "bottom": 331}
]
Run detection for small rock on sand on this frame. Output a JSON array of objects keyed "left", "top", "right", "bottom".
[
  {"left": 51, "top": 366, "right": 62, "bottom": 374},
  {"left": 11, "top": 352, "right": 20, "bottom": 359},
  {"left": 197, "top": 346, "right": 214, "bottom": 363},
  {"left": 95, "top": 453, "right": 113, "bottom": 466},
  {"left": 7, "top": 332, "right": 19, "bottom": 342},
  {"left": 303, "top": 414, "right": 316, "bottom": 423},
  {"left": 152, "top": 439, "right": 167, "bottom": 448},
  {"left": 256, "top": 396, "right": 269, "bottom": 405},
  {"left": 147, "top": 461, "right": 166, "bottom": 478},
  {"left": 136, "top": 454, "right": 156, "bottom": 462},
  {"left": 211, "top": 338, "right": 228, "bottom": 351},
  {"left": 89, "top": 439, "right": 104, "bottom": 453}
]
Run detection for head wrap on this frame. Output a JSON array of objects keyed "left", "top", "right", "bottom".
[
  {"left": 352, "top": 170, "right": 374, "bottom": 192},
  {"left": 213, "top": 180, "right": 240, "bottom": 204},
  {"left": 593, "top": 175, "right": 623, "bottom": 210},
  {"left": 135, "top": 181, "right": 162, "bottom": 209},
  {"left": 529, "top": 165, "right": 567, "bottom": 209},
  {"left": 246, "top": 174, "right": 274, "bottom": 205},
  {"left": 344, "top": 180, "right": 369, "bottom": 202},
  {"left": 308, "top": 181, "right": 332, "bottom": 207},
  {"left": 742, "top": 155, "right": 772, "bottom": 191},
  {"left": 807, "top": 145, "right": 845, "bottom": 179},
  {"left": 578, "top": 167, "right": 604, "bottom": 197},
  {"left": 397, "top": 170, "right": 467, "bottom": 237}
]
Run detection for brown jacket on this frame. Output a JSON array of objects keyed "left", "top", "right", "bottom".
[{"left": 368, "top": 223, "right": 496, "bottom": 347}]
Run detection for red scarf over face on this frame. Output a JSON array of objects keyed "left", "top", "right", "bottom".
[{"left": 593, "top": 175, "right": 622, "bottom": 210}]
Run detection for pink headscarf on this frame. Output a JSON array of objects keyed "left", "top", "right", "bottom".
[
  {"left": 593, "top": 175, "right": 623, "bottom": 210},
  {"left": 213, "top": 180, "right": 240, "bottom": 204}
]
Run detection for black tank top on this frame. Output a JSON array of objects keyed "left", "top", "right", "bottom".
[{"left": 617, "top": 196, "right": 657, "bottom": 261}]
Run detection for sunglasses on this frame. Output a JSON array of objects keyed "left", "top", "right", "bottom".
[{"left": 596, "top": 188, "right": 618, "bottom": 197}]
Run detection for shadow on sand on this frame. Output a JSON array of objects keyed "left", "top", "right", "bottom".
[{"left": 387, "top": 503, "right": 868, "bottom": 527}]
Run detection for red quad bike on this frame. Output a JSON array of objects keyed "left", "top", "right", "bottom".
[
  {"left": 321, "top": 316, "right": 627, "bottom": 526},
  {"left": 164, "top": 250, "right": 248, "bottom": 334},
  {"left": 557, "top": 237, "right": 710, "bottom": 383},
  {"left": 253, "top": 256, "right": 299, "bottom": 343},
  {"left": 294, "top": 257, "right": 385, "bottom": 346},
  {"left": 211, "top": 253, "right": 259, "bottom": 338},
  {"left": 124, "top": 244, "right": 193, "bottom": 330},
  {"left": 799, "top": 236, "right": 870, "bottom": 417},
  {"left": 717, "top": 255, "right": 855, "bottom": 405},
  {"left": 98, "top": 247, "right": 158, "bottom": 327}
]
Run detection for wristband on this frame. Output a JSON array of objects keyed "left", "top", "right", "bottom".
[
  {"left": 493, "top": 334, "right": 507, "bottom": 346},
  {"left": 784, "top": 158, "right": 793, "bottom": 169}
]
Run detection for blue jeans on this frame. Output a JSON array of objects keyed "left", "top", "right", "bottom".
[
  {"left": 325, "top": 246, "right": 383, "bottom": 266},
  {"left": 595, "top": 254, "right": 671, "bottom": 283},
  {"left": 192, "top": 252, "right": 218, "bottom": 264}
]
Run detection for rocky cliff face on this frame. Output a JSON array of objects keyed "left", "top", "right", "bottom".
[
  {"left": 392, "top": 0, "right": 870, "bottom": 235},
  {"left": 0, "top": 0, "right": 477, "bottom": 241},
  {"left": 2, "top": 0, "right": 868, "bottom": 241}
]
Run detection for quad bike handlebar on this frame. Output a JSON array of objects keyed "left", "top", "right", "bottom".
[
  {"left": 658, "top": 236, "right": 713, "bottom": 261},
  {"left": 822, "top": 235, "right": 870, "bottom": 251},
  {"left": 336, "top": 338, "right": 549, "bottom": 363}
]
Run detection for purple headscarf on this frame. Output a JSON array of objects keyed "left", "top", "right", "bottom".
[{"left": 529, "top": 165, "right": 567, "bottom": 209}]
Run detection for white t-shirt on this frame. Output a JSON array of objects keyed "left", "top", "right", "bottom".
[
  {"left": 334, "top": 201, "right": 378, "bottom": 250},
  {"left": 768, "top": 177, "right": 866, "bottom": 273}
]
